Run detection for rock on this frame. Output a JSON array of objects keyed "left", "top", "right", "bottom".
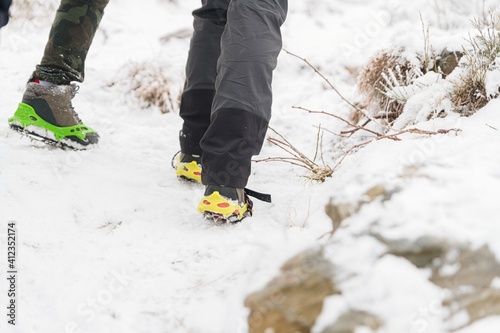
[
  {"left": 373, "top": 234, "right": 450, "bottom": 268},
  {"left": 321, "top": 310, "right": 383, "bottom": 333},
  {"left": 430, "top": 245, "right": 500, "bottom": 330},
  {"left": 446, "top": 289, "right": 500, "bottom": 329},
  {"left": 325, "top": 201, "right": 353, "bottom": 234},
  {"left": 245, "top": 248, "right": 338, "bottom": 333},
  {"left": 436, "top": 49, "right": 463, "bottom": 77},
  {"left": 378, "top": 237, "right": 500, "bottom": 330},
  {"left": 431, "top": 245, "right": 500, "bottom": 289},
  {"left": 325, "top": 185, "right": 393, "bottom": 235},
  {"left": 363, "top": 185, "right": 391, "bottom": 203}
]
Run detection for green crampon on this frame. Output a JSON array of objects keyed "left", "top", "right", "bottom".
[{"left": 8, "top": 102, "right": 96, "bottom": 142}]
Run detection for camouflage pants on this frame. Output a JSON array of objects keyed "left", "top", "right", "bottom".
[{"left": 31, "top": 0, "right": 109, "bottom": 85}]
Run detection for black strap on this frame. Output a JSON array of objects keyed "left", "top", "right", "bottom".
[
  {"left": 244, "top": 188, "right": 272, "bottom": 203},
  {"left": 171, "top": 150, "right": 181, "bottom": 169}
]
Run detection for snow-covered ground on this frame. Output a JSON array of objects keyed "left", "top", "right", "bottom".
[{"left": 1, "top": 0, "right": 500, "bottom": 332}]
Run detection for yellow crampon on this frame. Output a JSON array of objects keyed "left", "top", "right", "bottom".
[
  {"left": 197, "top": 191, "right": 252, "bottom": 223},
  {"left": 176, "top": 159, "right": 202, "bottom": 183}
]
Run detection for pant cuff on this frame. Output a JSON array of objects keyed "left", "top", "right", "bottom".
[{"left": 200, "top": 108, "right": 268, "bottom": 188}]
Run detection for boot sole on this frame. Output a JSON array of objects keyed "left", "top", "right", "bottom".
[
  {"left": 10, "top": 124, "right": 93, "bottom": 151},
  {"left": 202, "top": 211, "right": 251, "bottom": 223}
]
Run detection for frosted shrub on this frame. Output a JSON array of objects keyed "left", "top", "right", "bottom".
[
  {"left": 357, "top": 48, "right": 425, "bottom": 124},
  {"left": 357, "top": 17, "right": 500, "bottom": 126},
  {"left": 451, "top": 19, "right": 500, "bottom": 114}
]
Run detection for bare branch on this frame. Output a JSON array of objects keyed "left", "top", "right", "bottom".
[
  {"left": 331, "top": 127, "right": 461, "bottom": 171},
  {"left": 268, "top": 127, "right": 318, "bottom": 169},
  {"left": 486, "top": 123, "right": 498, "bottom": 131},
  {"left": 293, "top": 106, "right": 390, "bottom": 139},
  {"left": 284, "top": 49, "right": 391, "bottom": 130},
  {"left": 256, "top": 127, "right": 333, "bottom": 182},
  {"left": 284, "top": 49, "right": 364, "bottom": 113},
  {"left": 253, "top": 157, "right": 312, "bottom": 170},
  {"left": 340, "top": 118, "right": 372, "bottom": 136},
  {"left": 313, "top": 124, "right": 322, "bottom": 162}
]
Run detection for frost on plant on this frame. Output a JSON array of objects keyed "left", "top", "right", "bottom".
[
  {"left": 357, "top": 48, "right": 425, "bottom": 124},
  {"left": 451, "top": 18, "right": 500, "bottom": 115},
  {"left": 357, "top": 16, "right": 500, "bottom": 127}
]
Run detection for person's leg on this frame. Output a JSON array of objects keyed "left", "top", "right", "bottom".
[
  {"left": 197, "top": 0, "right": 287, "bottom": 222},
  {"left": 200, "top": 0, "right": 288, "bottom": 188},
  {"left": 9, "top": 0, "right": 109, "bottom": 149},
  {"left": 0, "top": 0, "right": 12, "bottom": 28},
  {"left": 179, "top": 0, "right": 229, "bottom": 158},
  {"left": 32, "top": 0, "right": 110, "bottom": 84}
]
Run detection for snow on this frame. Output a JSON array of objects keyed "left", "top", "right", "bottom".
[
  {"left": 1, "top": 0, "right": 500, "bottom": 332},
  {"left": 453, "top": 316, "right": 500, "bottom": 333},
  {"left": 486, "top": 65, "right": 500, "bottom": 98}
]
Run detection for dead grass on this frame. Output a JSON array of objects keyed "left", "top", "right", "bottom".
[
  {"left": 451, "top": 17, "right": 500, "bottom": 114},
  {"left": 118, "top": 61, "right": 181, "bottom": 114},
  {"left": 9, "top": 0, "right": 58, "bottom": 22},
  {"left": 357, "top": 48, "right": 425, "bottom": 124}
]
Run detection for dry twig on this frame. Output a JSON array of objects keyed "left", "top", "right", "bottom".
[
  {"left": 258, "top": 51, "right": 463, "bottom": 182},
  {"left": 293, "top": 106, "right": 389, "bottom": 139},
  {"left": 284, "top": 49, "right": 390, "bottom": 131},
  {"left": 255, "top": 127, "right": 333, "bottom": 182},
  {"left": 331, "top": 128, "right": 461, "bottom": 172}
]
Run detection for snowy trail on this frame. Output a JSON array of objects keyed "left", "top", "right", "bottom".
[
  {"left": 0, "top": 3, "right": 333, "bottom": 332},
  {"left": 1, "top": 98, "right": 331, "bottom": 332},
  {"left": 1, "top": 73, "right": 331, "bottom": 333}
]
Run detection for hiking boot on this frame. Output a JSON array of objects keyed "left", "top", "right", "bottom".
[
  {"left": 198, "top": 184, "right": 253, "bottom": 223},
  {"left": 8, "top": 82, "right": 99, "bottom": 149},
  {"left": 175, "top": 152, "right": 202, "bottom": 183}
]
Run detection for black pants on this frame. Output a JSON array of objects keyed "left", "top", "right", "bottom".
[
  {"left": 179, "top": 0, "right": 288, "bottom": 188},
  {"left": 0, "top": 0, "right": 12, "bottom": 28}
]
